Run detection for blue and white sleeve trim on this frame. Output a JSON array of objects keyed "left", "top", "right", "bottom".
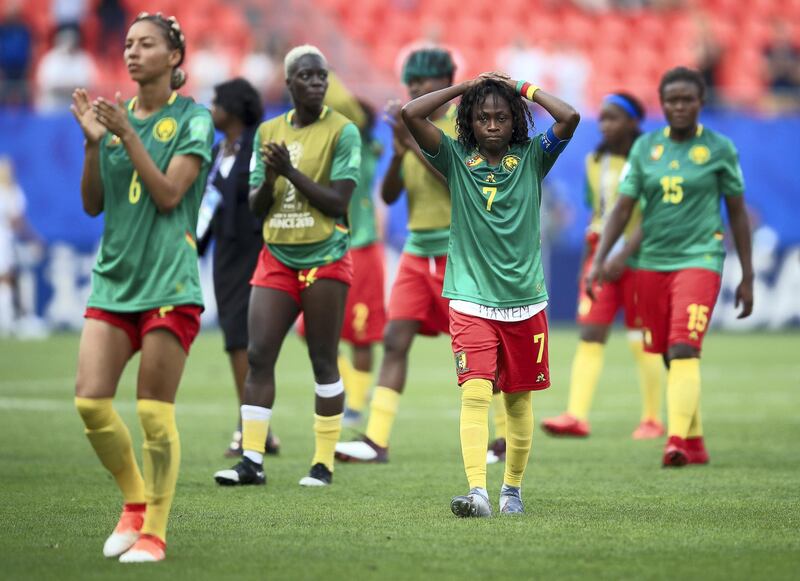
[{"left": 540, "top": 125, "right": 569, "bottom": 155}]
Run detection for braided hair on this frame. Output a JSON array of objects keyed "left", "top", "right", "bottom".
[
  {"left": 133, "top": 12, "right": 187, "bottom": 90},
  {"left": 456, "top": 79, "right": 533, "bottom": 151}
]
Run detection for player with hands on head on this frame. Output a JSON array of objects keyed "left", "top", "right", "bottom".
[
  {"left": 585, "top": 66, "right": 753, "bottom": 468},
  {"left": 71, "top": 12, "right": 214, "bottom": 563},
  {"left": 402, "top": 70, "right": 579, "bottom": 516},
  {"left": 213, "top": 45, "right": 361, "bottom": 489}
]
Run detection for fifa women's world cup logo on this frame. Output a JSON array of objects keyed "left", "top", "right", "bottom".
[{"left": 281, "top": 141, "right": 304, "bottom": 211}]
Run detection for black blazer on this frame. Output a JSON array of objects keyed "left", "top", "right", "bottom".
[{"left": 198, "top": 126, "right": 261, "bottom": 254}]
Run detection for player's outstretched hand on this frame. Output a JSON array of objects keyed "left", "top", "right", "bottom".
[
  {"left": 92, "top": 93, "right": 133, "bottom": 141},
  {"left": 735, "top": 277, "right": 754, "bottom": 319},
  {"left": 263, "top": 141, "right": 293, "bottom": 176},
  {"left": 70, "top": 89, "right": 106, "bottom": 144}
]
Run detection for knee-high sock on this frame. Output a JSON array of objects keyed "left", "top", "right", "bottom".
[
  {"left": 492, "top": 392, "right": 507, "bottom": 440},
  {"left": 75, "top": 397, "right": 145, "bottom": 504},
  {"left": 312, "top": 413, "right": 343, "bottom": 471},
  {"left": 566, "top": 341, "right": 605, "bottom": 420},
  {"left": 137, "top": 399, "right": 180, "bottom": 543},
  {"left": 687, "top": 405, "right": 703, "bottom": 438},
  {"left": 241, "top": 405, "right": 271, "bottom": 464},
  {"left": 460, "top": 379, "right": 493, "bottom": 490},
  {"left": 364, "top": 386, "right": 400, "bottom": 448},
  {"left": 503, "top": 391, "right": 533, "bottom": 488},
  {"left": 666, "top": 358, "right": 701, "bottom": 439},
  {"left": 628, "top": 336, "right": 663, "bottom": 422},
  {"left": 339, "top": 354, "right": 371, "bottom": 413}
]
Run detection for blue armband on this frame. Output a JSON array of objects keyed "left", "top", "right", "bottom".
[{"left": 541, "top": 125, "right": 568, "bottom": 154}]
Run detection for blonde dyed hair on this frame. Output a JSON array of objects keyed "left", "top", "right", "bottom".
[{"left": 284, "top": 45, "right": 327, "bottom": 79}]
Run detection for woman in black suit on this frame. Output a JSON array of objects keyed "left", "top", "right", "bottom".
[{"left": 201, "top": 78, "right": 279, "bottom": 457}]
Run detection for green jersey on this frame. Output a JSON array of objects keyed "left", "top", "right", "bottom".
[
  {"left": 89, "top": 92, "right": 213, "bottom": 312},
  {"left": 250, "top": 106, "right": 361, "bottom": 269},
  {"left": 423, "top": 126, "right": 568, "bottom": 308},
  {"left": 618, "top": 125, "right": 745, "bottom": 273},
  {"left": 349, "top": 139, "right": 380, "bottom": 249},
  {"left": 402, "top": 105, "right": 457, "bottom": 257}
]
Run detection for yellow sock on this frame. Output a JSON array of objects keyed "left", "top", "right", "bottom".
[
  {"left": 460, "top": 379, "right": 493, "bottom": 490},
  {"left": 364, "top": 386, "right": 400, "bottom": 448},
  {"left": 338, "top": 354, "right": 354, "bottom": 399},
  {"left": 312, "top": 413, "right": 343, "bottom": 471},
  {"left": 492, "top": 392, "right": 507, "bottom": 440},
  {"left": 75, "top": 397, "right": 145, "bottom": 504},
  {"left": 346, "top": 368, "right": 373, "bottom": 413},
  {"left": 137, "top": 399, "right": 180, "bottom": 543},
  {"left": 666, "top": 358, "right": 701, "bottom": 439},
  {"left": 503, "top": 391, "right": 533, "bottom": 488},
  {"left": 628, "top": 336, "right": 664, "bottom": 422},
  {"left": 566, "top": 341, "right": 605, "bottom": 420},
  {"left": 688, "top": 405, "right": 703, "bottom": 438},
  {"left": 241, "top": 405, "right": 270, "bottom": 456}
]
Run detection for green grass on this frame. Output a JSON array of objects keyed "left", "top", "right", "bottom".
[{"left": 1, "top": 328, "right": 798, "bottom": 580}]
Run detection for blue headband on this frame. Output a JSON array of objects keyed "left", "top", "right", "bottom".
[{"left": 604, "top": 94, "right": 642, "bottom": 120}]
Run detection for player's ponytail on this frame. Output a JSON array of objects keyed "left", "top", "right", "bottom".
[{"left": 134, "top": 12, "right": 187, "bottom": 90}]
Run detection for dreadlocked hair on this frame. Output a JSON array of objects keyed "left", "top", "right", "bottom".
[
  {"left": 134, "top": 12, "right": 187, "bottom": 89},
  {"left": 456, "top": 79, "right": 533, "bottom": 151}
]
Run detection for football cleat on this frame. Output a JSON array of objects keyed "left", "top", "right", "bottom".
[
  {"left": 632, "top": 419, "right": 665, "bottom": 440},
  {"left": 299, "top": 463, "right": 333, "bottom": 487},
  {"left": 118, "top": 534, "right": 166, "bottom": 563},
  {"left": 686, "top": 436, "right": 710, "bottom": 465},
  {"left": 662, "top": 435, "right": 689, "bottom": 467},
  {"left": 214, "top": 456, "right": 266, "bottom": 486},
  {"left": 486, "top": 437, "right": 506, "bottom": 465},
  {"left": 499, "top": 484, "right": 524, "bottom": 515},
  {"left": 334, "top": 436, "right": 388, "bottom": 463},
  {"left": 541, "top": 413, "right": 590, "bottom": 437},
  {"left": 103, "top": 503, "right": 145, "bottom": 558},
  {"left": 451, "top": 488, "right": 492, "bottom": 518}
]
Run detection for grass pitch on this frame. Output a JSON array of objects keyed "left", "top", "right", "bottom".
[{"left": 1, "top": 328, "right": 798, "bottom": 580}]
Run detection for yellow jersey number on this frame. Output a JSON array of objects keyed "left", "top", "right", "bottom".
[
  {"left": 129, "top": 171, "right": 142, "bottom": 205},
  {"left": 660, "top": 176, "right": 684, "bottom": 204},
  {"left": 482, "top": 186, "right": 497, "bottom": 211}
]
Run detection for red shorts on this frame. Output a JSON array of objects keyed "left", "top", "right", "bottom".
[
  {"left": 450, "top": 308, "right": 551, "bottom": 393},
  {"left": 296, "top": 243, "right": 386, "bottom": 346},
  {"left": 387, "top": 252, "right": 449, "bottom": 336},
  {"left": 636, "top": 268, "right": 722, "bottom": 354},
  {"left": 578, "top": 238, "right": 640, "bottom": 328},
  {"left": 250, "top": 245, "right": 353, "bottom": 304},
  {"left": 84, "top": 305, "right": 202, "bottom": 353}
]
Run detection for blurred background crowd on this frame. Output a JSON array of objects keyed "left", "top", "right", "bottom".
[{"left": 2, "top": 0, "right": 800, "bottom": 113}]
